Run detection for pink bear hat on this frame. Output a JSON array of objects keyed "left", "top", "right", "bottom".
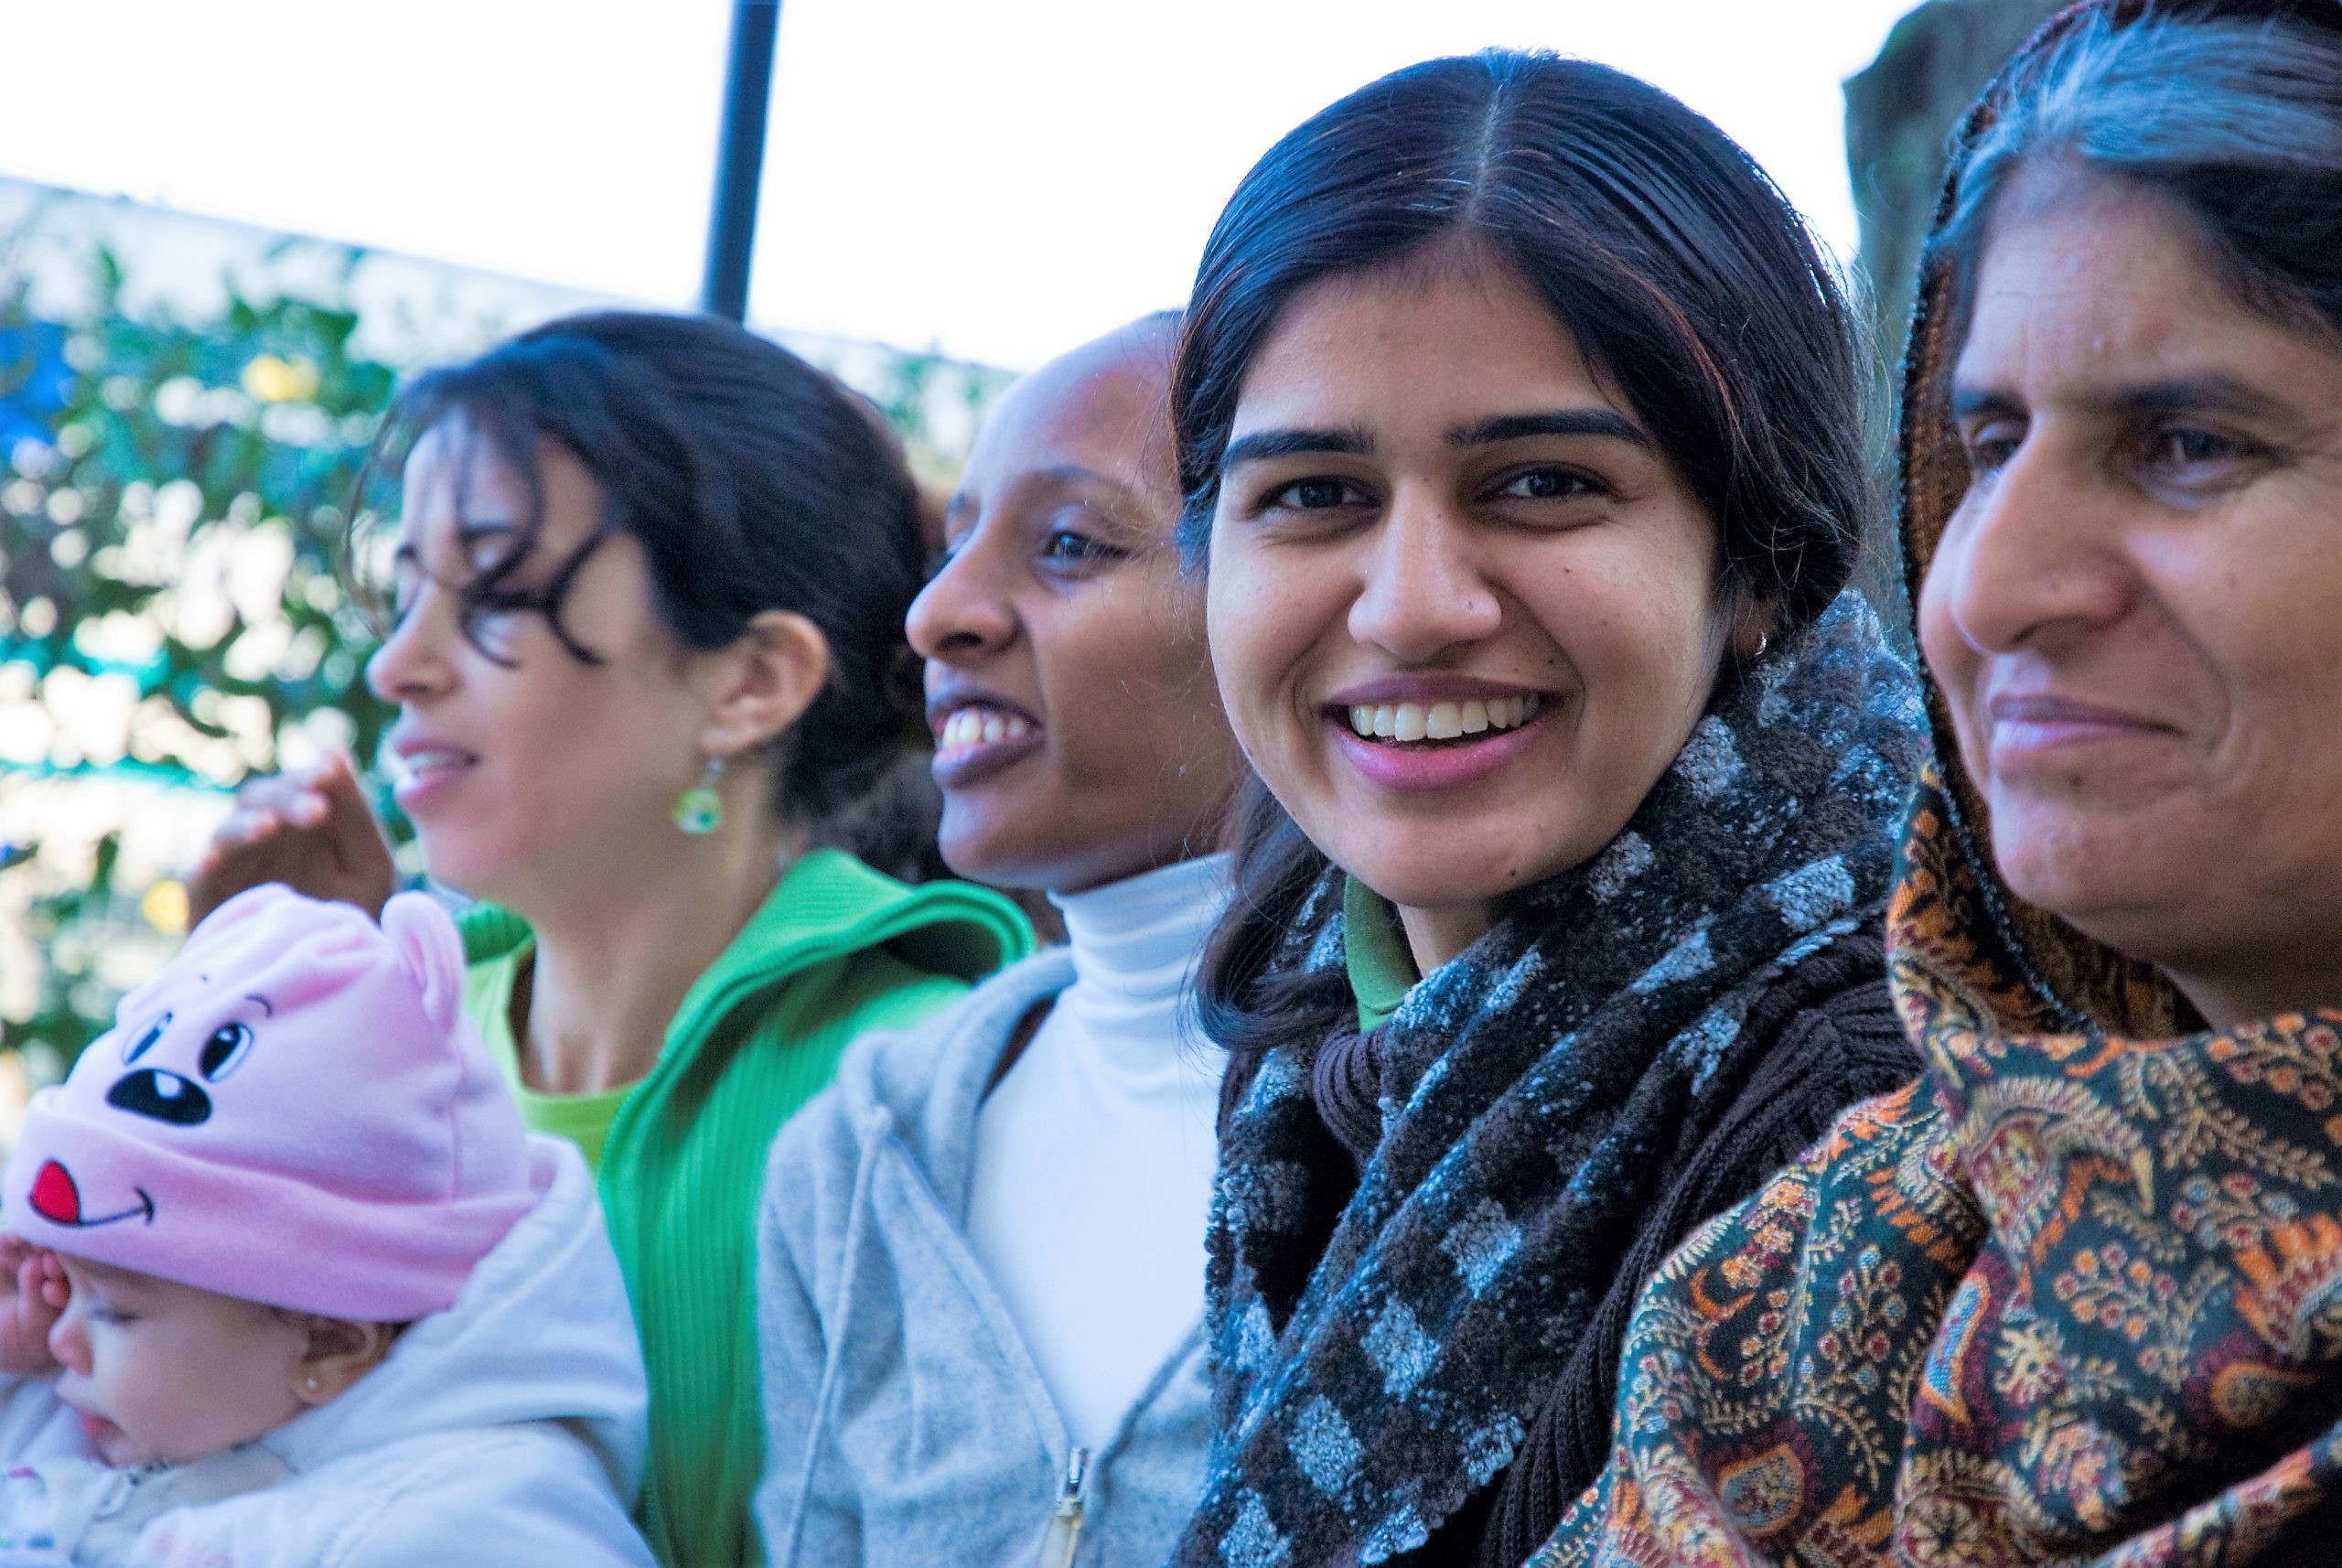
[{"left": 4, "top": 885, "right": 538, "bottom": 1321}]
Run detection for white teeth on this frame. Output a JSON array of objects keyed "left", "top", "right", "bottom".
[
  {"left": 397, "top": 750, "right": 467, "bottom": 782},
  {"left": 1342, "top": 693, "right": 1546, "bottom": 744},
  {"left": 940, "top": 707, "right": 1033, "bottom": 750}
]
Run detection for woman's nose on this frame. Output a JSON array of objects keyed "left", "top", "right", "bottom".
[
  {"left": 1935, "top": 437, "right": 2135, "bottom": 657},
  {"left": 1346, "top": 493, "right": 1502, "bottom": 664},
  {"left": 907, "top": 534, "right": 1016, "bottom": 660},
  {"left": 364, "top": 587, "right": 459, "bottom": 707}
]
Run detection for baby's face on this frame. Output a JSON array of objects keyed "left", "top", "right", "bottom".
[{"left": 47, "top": 1254, "right": 310, "bottom": 1466}]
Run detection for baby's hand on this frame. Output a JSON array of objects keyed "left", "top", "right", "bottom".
[{"left": 0, "top": 1236, "right": 64, "bottom": 1377}]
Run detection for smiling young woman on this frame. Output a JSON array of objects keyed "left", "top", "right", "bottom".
[
  {"left": 1166, "top": 53, "right": 1931, "bottom": 1568},
  {"left": 1204, "top": 256, "right": 1749, "bottom": 968}
]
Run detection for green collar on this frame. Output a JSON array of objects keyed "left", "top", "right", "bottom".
[
  {"left": 1343, "top": 875, "right": 1419, "bottom": 1032},
  {"left": 457, "top": 847, "right": 1033, "bottom": 1049}
]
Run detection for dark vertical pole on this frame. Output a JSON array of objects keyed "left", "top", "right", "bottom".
[{"left": 701, "top": 0, "right": 782, "bottom": 321}]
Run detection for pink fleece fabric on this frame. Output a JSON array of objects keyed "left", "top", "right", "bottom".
[{"left": 4, "top": 886, "right": 539, "bottom": 1319}]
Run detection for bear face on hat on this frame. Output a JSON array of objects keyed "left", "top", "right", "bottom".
[
  {"left": 30, "top": 992, "right": 269, "bottom": 1230},
  {"left": 4, "top": 886, "right": 540, "bottom": 1320}
]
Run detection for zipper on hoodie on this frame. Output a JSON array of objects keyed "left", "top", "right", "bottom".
[{"left": 1036, "top": 1446, "right": 1090, "bottom": 1568}]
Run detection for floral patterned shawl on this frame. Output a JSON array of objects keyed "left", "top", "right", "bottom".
[{"left": 1531, "top": 765, "right": 2342, "bottom": 1566}]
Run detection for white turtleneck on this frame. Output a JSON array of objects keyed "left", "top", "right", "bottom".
[{"left": 963, "top": 852, "right": 1232, "bottom": 1454}]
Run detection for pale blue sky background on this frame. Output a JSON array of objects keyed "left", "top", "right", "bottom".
[{"left": 0, "top": 0, "right": 1918, "bottom": 368}]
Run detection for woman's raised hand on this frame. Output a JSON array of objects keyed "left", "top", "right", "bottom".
[{"left": 188, "top": 752, "right": 398, "bottom": 926}]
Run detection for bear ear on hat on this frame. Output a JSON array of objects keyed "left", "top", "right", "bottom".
[
  {"left": 181, "top": 883, "right": 299, "bottom": 959},
  {"left": 380, "top": 893, "right": 467, "bottom": 1035}
]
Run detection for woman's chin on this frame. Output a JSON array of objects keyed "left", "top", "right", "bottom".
[
  {"left": 1995, "top": 823, "right": 2197, "bottom": 954},
  {"left": 1342, "top": 854, "right": 1542, "bottom": 928},
  {"left": 413, "top": 839, "right": 511, "bottom": 908}
]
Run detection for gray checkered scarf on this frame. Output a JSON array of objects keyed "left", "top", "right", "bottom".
[{"left": 1172, "top": 594, "right": 1926, "bottom": 1566}]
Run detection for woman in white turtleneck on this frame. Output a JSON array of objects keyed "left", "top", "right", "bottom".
[
  {"left": 966, "top": 850, "right": 1230, "bottom": 1456},
  {"left": 755, "top": 314, "right": 1246, "bottom": 1568}
]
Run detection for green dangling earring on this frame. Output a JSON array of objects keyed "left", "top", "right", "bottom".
[{"left": 672, "top": 756, "right": 725, "bottom": 835}]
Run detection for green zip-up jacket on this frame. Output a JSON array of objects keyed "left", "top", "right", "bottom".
[{"left": 457, "top": 850, "right": 1032, "bottom": 1568}]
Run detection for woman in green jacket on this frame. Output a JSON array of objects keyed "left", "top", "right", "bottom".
[{"left": 187, "top": 311, "right": 1030, "bottom": 1566}]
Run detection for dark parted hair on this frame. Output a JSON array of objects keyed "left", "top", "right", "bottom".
[
  {"left": 1175, "top": 51, "right": 1876, "bottom": 1058},
  {"left": 359, "top": 310, "right": 929, "bottom": 827}
]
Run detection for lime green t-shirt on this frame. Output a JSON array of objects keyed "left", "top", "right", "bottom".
[
  {"left": 1345, "top": 874, "right": 1420, "bottom": 1032},
  {"left": 465, "top": 941, "right": 633, "bottom": 1170},
  {"left": 457, "top": 850, "right": 1032, "bottom": 1568}
]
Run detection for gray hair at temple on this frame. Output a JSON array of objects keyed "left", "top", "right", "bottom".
[{"left": 1931, "top": 6, "right": 2342, "bottom": 338}]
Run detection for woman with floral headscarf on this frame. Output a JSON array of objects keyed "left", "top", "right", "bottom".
[{"left": 1534, "top": 4, "right": 2342, "bottom": 1563}]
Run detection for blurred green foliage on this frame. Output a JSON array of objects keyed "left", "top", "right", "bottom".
[
  {"left": 0, "top": 235, "right": 1007, "bottom": 1075},
  {"left": 0, "top": 247, "right": 399, "bottom": 1066}
]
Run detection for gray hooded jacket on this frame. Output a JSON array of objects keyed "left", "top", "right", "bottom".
[{"left": 755, "top": 949, "right": 1214, "bottom": 1568}]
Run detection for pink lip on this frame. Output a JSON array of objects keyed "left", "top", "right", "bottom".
[
  {"left": 384, "top": 725, "right": 478, "bottom": 764},
  {"left": 384, "top": 727, "right": 478, "bottom": 813},
  {"left": 1328, "top": 703, "right": 1553, "bottom": 796},
  {"left": 925, "top": 677, "right": 1047, "bottom": 792},
  {"left": 390, "top": 758, "right": 474, "bottom": 813},
  {"left": 1986, "top": 693, "right": 2177, "bottom": 757}
]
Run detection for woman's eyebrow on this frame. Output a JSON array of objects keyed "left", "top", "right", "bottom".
[
  {"left": 2090, "top": 375, "right": 2296, "bottom": 424},
  {"left": 1001, "top": 464, "right": 1152, "bottom": 529},
  {"left": 1026, "top": 462, "right": 1139, "bottom": 502},
  {"left": 1949, "top": 385, "right": 2020, "bottom": 422},
  {"left": 1220, "top": 426, "right": 1374, "bottom": 467},
  {"left": 1446, "top": 409, "right": 1649, "bottom": 448},
  {"left": 946, "top": 462, "right": 1147, "bottom": 534},
  {"left": 1951, "top": 376, "right": 2295, "bottom": 424}
]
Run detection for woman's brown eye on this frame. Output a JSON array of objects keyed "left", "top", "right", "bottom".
[
  {"left": 1500, "top": 468, "right": 1597, "bottom": 500},
  {"left": 1965, "top": 428, "right": 2020, "bottom": 473},
  {"left": 1040, "top": 531, "right": 1118, "bottom": 563},
  {"left": 2154, "top": 428, "right": 2238, "bottom": 467},
  {"left": 1280, "top": 479, "right": 1348, "bottom": 510}
]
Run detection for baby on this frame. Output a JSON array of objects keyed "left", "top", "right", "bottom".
[{"left": 0, "top": 886, "right": 655, "bottom": 1566}]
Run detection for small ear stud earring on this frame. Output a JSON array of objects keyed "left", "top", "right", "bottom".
[
  {"left": 1754, "top": 632, "right": 1772, "bottom": 659},
  {"left": 302, "top": 1374, "right": 321, "bottom": 1395}
]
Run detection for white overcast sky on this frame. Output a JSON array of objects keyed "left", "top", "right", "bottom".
[{"left": 0, "top": 0, "right": 1916, "bottom": 371}]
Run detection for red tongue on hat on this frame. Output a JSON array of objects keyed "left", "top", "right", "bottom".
[{"left": 29, "top": 1161, "right": 80, "bottom": 1225}]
